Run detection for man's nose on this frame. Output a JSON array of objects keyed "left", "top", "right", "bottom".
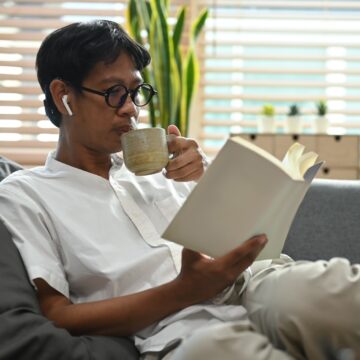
[{"left": 116, "top": 94, "right": 138, "bottom": 117}]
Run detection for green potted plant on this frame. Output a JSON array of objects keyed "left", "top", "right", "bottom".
[
  {"left": 315, "top": 100, "right": 328, "bottom": 133},
  {"left": 286, "top": 103, "right": 301, "bottom": 133},
  {"left": 259, "top": 104, "right": 276, "bottom": 133},
  {"left": 126, "top": 0, "right": 208, "bottom": 136}
]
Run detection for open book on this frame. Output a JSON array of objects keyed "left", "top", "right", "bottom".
[{"left": 162, "top": 136, "right": 323, "bottom": 261}]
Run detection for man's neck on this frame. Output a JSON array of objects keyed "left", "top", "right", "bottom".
[{"left": 55, "top": 144, "right": 112, "bottom": 180}]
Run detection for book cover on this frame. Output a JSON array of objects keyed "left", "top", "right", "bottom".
[{"left": 162, "top": 136, "right": 323, "bottom": 260}]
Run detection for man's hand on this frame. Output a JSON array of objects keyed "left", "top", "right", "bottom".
[
  {"left": 175, "top": 235, "right": 268, "bottom": 305},
  {"left": 165, "top": 124, "right": 208, "bottom": 182}
]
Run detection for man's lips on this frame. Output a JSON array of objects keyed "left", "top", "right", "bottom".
[{"left": 114, "top": 125, "right": 132, "bottom": 136}]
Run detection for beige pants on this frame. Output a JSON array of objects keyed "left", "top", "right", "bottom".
[
  {"left": 145, "top": 257, "right": 360, "bottom": 360},
  {"left": 242, "top": 256, "right": 360, "bottom": 360}
]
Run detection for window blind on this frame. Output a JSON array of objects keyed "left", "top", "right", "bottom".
[
  {"left": 3, "top": 1, "right": 360, "bottom": 163},
  {"left": 0, "top": 0, "right": 131, "bottom": 166},
  {"left": 0, "top": 0, "right": 187, "bottom": 166},
  {"left": 195, "top": 0, "right": 360, "bottom": 155}
]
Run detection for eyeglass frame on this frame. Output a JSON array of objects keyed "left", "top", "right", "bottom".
[{"left": 79, "top": 82, "right": 158, "bottom": 109}]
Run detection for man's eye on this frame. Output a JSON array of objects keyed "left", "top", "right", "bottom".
[
  {"left": 110, "top": 87, "right": 123, "bottom": 95},
  {"left": 107, "top": 85, "right": 126, "bottom": 95}
]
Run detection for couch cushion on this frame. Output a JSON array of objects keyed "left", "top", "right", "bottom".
[
  {"left": 0, "top": 220, "right": 139, "bottom": 360},
  {"left": 284, "top": 179, "right": 360, "bottom": 263},
  {"left": 0, "top": 156, "right": 23, "bottom": 181}
]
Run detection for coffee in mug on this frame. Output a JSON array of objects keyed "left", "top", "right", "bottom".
[{"left": 121, "top": 127, "right": 169, "bottom": 176}]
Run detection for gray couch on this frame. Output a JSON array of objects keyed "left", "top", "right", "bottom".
[
  {"left": 285, "top": 179, "right": 360, "bottom": 264},
  {"left": 1, "top": 157, "right": 359, "bottom": 358}
]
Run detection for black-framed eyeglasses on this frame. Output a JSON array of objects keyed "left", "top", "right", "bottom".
[{"left": 80, "top": 83, "right": 157, "bottom": 109}]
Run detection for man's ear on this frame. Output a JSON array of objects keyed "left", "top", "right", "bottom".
[{"left": 49, "top": 79, "right": 73, "bottom": 116}]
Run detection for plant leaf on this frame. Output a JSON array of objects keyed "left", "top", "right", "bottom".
[
  {"left": 172, "top": 6, "right": 186, "bottom": 127},
  {"left": 191, "top": 8, "right": 209, "bottom": 43},
  {"left": 163, "top": 0, "right": 170, "bottom": 10},
  {"left": 180, "top": 49, "right": 199, "bottom": 135},
  {"left": 126, "top": 0, "right": 144, "bottom": 44},
  {"left": 135, "top": 0, "right": 152, "bottom": 33},
  {"left": 152, "top": 0, "right": 173, "bottom": 128},
  {"left": 173, "top": 6, "right": 186, "bottom": 50},
  {"left": 149, "top": 12, "right": 163, "bottom": 127}
]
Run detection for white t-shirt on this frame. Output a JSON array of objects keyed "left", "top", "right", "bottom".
[{"left": 0, "top": 152, "right": 248, "bottom": 353}]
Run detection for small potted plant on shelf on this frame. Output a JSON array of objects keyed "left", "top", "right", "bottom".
[
  {"left": 259, "top": 104, "right": 276, "bottom": 133},
  {"left": 286, "top": 103, "right": 301, "bottom": 133},
  {"left": 315, "top": 100, "right": 328, "bottom": 133}
]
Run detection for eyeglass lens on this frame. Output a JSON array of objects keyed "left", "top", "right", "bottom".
[{"left": 108, "top": 84, "right": 153, "bottom": 107}]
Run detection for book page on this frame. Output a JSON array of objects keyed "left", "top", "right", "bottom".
[
  {"left": 282, "top": 143, "right": 318, "bottom": 180},
  {"left": 299, "top": 151, "right": 318, "bottom": 177}
]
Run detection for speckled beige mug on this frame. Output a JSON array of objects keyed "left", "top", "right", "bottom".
[{"left": 121, "top": 128, "right": 169, "bottom": 176}]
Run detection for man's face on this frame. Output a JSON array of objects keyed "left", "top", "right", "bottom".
[{"left": 66, "top": 53, "right": 142, "bottom": 155}]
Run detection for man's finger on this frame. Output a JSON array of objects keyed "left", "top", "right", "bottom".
[
  {"left": 166, "top": 147, "right": 199, "bottom": 171},
  {"left": 168, "top": 167, "right": 203, "bottom": 183},
  {"left": 167, "top": 136, "right": 195, "bottom": 155},
  {"left": 167, "top": 124, "right": 181, "bottom": 137},
  {"left": 219, "top": 235, "right": 268, "bottom": 266}
]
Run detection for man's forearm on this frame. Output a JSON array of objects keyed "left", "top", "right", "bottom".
[{"left": 35, "top": 277, "right": 192, "bottom": 337}]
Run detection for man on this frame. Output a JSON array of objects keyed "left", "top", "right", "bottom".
[{"left": 0, "top": 20, "right": 359, "bottom": 360}]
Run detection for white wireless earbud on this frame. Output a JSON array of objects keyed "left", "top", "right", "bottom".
[{"left": 62, "top": 95, "right": 73, "bottom": 116}]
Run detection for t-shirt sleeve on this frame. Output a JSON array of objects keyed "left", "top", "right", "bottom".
[{"left": 0, "top": 188, "right": 69, "bottom": 298}]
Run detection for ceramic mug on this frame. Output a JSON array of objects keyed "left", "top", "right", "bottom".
[{"left": 121, "top": 127, "right": 169, "bottom": 176}]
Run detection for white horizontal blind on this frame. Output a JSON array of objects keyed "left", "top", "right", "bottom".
[
  {"left": 0, "top": 0, "right": 130, "bottom": 166},
  {"left": 0, "top": 0, "right": 188, "bottom": 166},
  {"left": 196, "top": 0, "right": 360, "bottom": 155},
  {"left": 6, "top": 1, "right": 358, "bottom": 162}
]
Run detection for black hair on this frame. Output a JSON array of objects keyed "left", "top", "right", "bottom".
[{"left": 36, "top": 20, "right": 151, "bottom": 127}]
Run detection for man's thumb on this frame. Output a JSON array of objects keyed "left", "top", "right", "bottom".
[{"left": 167, "top": 124, "right": 181, "bottom": 137}]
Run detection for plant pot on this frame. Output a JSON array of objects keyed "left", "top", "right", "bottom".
[
  {"left": 314, "top": 115, "right": 328, "bottom": 133},
  {"left": 258, "top": 116, "right": 275, "bottom": 133},
  {"left": 286, "top": 115, "right": 301, "bottom": 133}
]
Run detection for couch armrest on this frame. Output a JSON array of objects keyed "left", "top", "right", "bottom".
[
  {"left": 284, "top": 179, "right": 360, "bottom": 263},
  {"left": 0, "top": 156, "right": 22, "bottom": 181}
]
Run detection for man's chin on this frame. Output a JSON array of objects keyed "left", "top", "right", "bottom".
[
  {"left": 100, "top": 141, "right": 121, "bottom": 155},
  {"left": 109, "top": 145, "right": 122, "bottom": 154}
]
